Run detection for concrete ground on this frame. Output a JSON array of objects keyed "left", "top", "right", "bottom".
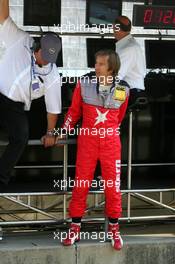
[{"left": 0, "top": 222, "right": 174, "bottom": 264}]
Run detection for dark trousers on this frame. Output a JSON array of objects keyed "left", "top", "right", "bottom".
[{"left": 0, "top": 93, "right": 29, "bottom": 184}]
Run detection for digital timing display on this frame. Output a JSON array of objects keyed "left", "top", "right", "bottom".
[{"left": 133, "top": 5, "right": 175, "bottom": 29}]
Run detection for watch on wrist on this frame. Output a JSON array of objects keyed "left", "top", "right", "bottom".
[{"left": 46, "top": 129, "right": 55, "bottom": 137}]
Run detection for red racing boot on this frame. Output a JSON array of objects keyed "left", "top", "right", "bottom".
[
  {"left": 62, "top": 223, "right": 81, "bottom": 246},
  {"left": 108, "top": 223, "right": 123, "bottom": 250}
]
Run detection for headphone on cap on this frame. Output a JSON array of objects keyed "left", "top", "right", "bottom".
[{"left": 32, "top": 38, "right": 41, "bottom": 52}]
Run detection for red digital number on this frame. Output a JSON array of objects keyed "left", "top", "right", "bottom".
[
  {"left": 154, "top": 9, "right": 163, "bottom": 24},
  {"left": 144, "top": 9, "right": 153, "bottom": 24},
  {"left": 173, "top": 12, "right": 175, "bottom": 24},
  {"left": 163, "top": 10, "right": 173, "bottom": 24}
]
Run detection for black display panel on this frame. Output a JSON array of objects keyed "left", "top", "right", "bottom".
[
  {"left": 87, "top": 38, "right": 116, "bottom": 67},
  {"left": 145, "top": 40, "right": 175, "bottom": 69},
  {"left": 152, "top": 0, "right": 175, "bottom": 6},
  {"left": 133, "top": 5, "right": 175, "bottom": 29},
  {"left": 24, "top": 0, "right": 61, "bottom": 26},
  {"left": 86, "top": 0, "right": 122, "bottom": 27}
]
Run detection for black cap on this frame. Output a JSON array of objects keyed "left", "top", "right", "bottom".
[{"left": 41, "top": 33, "right": 61, "bottom": 63}]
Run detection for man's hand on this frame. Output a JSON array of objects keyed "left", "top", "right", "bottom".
[
  {"left": 55, "top": 135, "right": 66, "bottom": 147},
  {"left": 0, "top": 0, "right": 9, "bottom": 24},
  {"left": 41, "top": 134, "right": 56, "bottom": 148}
]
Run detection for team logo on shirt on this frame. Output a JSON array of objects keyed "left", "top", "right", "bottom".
[
  {"left": 113, "top": 86, "right": 126, "bottom": 101},
  {"left": 115, "top": 160, "right": 121, "bottom": 192},
  {"left": 94, "top": 108, "right": 109, "bottom": 126}
]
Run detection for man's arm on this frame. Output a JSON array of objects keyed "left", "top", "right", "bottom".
[
  {"left": 47, "top": 113, "right": 58, "bottom": 132},
  {"left": 0, "top": 0, "right": 9, "bottom": 24},
  {"left": 42, "top": 70, "right": 61, "bottom": 148},
  {"left": 41, "top": 113, "right": 58, "bottom": 148}
]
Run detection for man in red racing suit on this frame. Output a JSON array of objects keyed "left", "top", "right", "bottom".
[{"left": 59, "top": 50, "right": 129, "bottom": 250}]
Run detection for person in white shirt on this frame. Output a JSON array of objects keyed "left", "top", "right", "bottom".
[
  {"left": 113, "top": 16, "right": 147, "bottom": 108},
  {"left": 113, "top": 15, "right": 146, "bottom": 91},
  {"left": 0, "top": 0, "right": 62, "bottom": 186}
]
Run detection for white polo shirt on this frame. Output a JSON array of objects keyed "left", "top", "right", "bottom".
[
  {"left": 0, "top": 17, "right": 61, "bottom": 113},
  {"left": 116, "top": 34, "right": 146, "bottom": 90}
]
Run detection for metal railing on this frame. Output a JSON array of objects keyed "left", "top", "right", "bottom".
[{"left": 0, "top": 112, "right": 175, "bottom": 227}]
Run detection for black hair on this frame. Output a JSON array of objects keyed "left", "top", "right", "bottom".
[{"left": 114, "top": 16, "right": 131, "bottom": 32}]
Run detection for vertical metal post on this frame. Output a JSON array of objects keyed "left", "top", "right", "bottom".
[
  {"left": 27, "top": 195, "right": 31, "bottom": 206},
  {"left": 160, "top": 192, "right": 163, "bottom": 203},
  {"left": 63, "top": 142, "right": 68, "bottom": 220},
  {"left": 127, "top": 110, "right": 133, "bottom": 221},
  {"left": 35, "top": 196, "right": 38, "bottom": 220},
  {"left": 94, "top": 194, "right": 99, "bottom": 207}
]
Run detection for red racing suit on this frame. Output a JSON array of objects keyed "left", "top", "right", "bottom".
[{"left": 63, "top": 78, "right": 129, "bottom": 218}]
